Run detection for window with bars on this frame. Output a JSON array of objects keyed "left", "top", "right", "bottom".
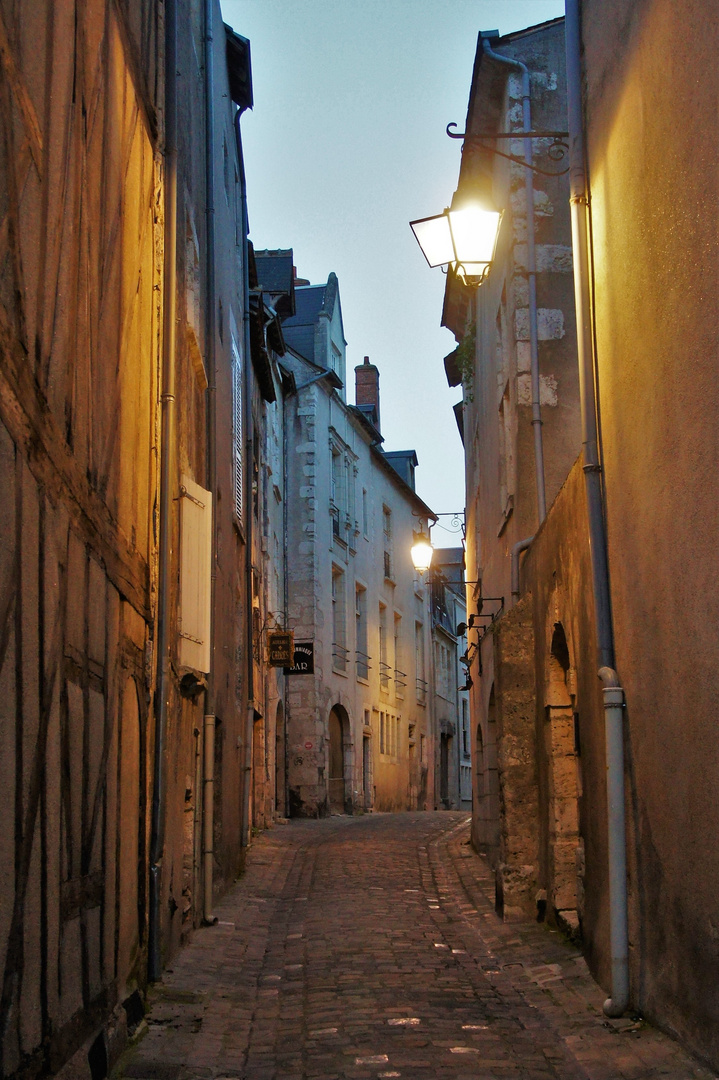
[
  {"left": 382, "top": 505, "right": 392, "bottom": 579},
  {"left": 393, "top": 612, "right": 405, "bottom": 697},
  {"left": 415, "top": 621, "right": 427, "bottom": 704},
  {"left": 332, "top": 566, "right": 348, "bottom": 672},
  {"left": 379, "top": 603, "right": 390, "bottom": 691},
  {"left": 355, "top": 584, "right": 369, "bottom": 679}
]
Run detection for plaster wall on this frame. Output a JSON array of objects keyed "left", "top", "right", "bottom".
[{"left": 581, "top": 0, "right": 719, "bottom": 1061}]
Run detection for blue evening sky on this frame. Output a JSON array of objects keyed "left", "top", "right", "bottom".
[{"left": 220, "top": 0, "right": 565, "bottom": 538}]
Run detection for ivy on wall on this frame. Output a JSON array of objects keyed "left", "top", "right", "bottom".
[{"left": 455, "top": 321, "right": 476, "bottom": 404}]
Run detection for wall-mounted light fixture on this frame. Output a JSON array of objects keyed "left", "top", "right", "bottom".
[
  {"left": 410, "top": 526, "right": 434, "bottom": 575},
  {"left": 410, "top": 191, "right": 503, "bottom": 288}
]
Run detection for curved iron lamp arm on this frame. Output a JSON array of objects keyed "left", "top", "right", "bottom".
[{"left": 446, "top": 121, "right": 570, "bottom": 176}]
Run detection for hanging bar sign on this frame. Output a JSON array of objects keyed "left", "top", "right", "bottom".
[{"left": 284, "top": 641, "right": 314, "bottom": 674}]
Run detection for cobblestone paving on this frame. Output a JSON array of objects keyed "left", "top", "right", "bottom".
[{"left": 117, "top": 813, "right": 715, "bottom": 1080}]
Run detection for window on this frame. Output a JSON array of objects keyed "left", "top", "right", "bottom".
[
  {"left": 331, "top": 449, "right": 342, "bottom": 537},
  {"left": 462, "top": 699, "right": 470, "bottom": 758},
  {"left": 498, "top": 383, "right": 514, "bottom": 526},
  {"left": 415, "top": 621, "right": 426, "bottom": 704},
  {"left": 393, "top": 613, "right": 405, "bottom": 697},
  {"left": 420, "top": 734, "right": 426, "bottom": 763},
  {"left": 332, "top": 566, "right": 347, "bottom": 672},
  {"left": 179, "top": 475, "right": 212, "bottom": 673},
  {"left": 362, "top": 488, "right": 368, "bottom": 537},
  {"left": 380, "top": 711, "right": 400, "bottom": 760},
  {"left": 379, "top": 603, "right": 390, "bottom": 691},
  {"left": 231, "top": 335, "right": 243, "bottom": 523},
  {"left": 382, "top": 505, "right": 392, "bottom": 579},
  {"left": 355, "top": 584, "right": 369, "bottom": 680},
  {"left": 185, "top": 212, "right": 206, "bottom": 386}
]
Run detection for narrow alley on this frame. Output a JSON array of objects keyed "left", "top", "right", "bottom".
[{"left": 116, "top": 816, "right": 709, "bottom": 1080}]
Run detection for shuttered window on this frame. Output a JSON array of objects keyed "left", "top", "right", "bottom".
[
  {"left": 232, "top": 334, "right": 243, "bottom": 522},
  {"left": 179, "top": 475, "right": 212, "bottom": 673}
]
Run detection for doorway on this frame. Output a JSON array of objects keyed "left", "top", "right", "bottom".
[
  {"left": 275, "top": 700, "right": 286, "bottom": 818},
  {"left": 362, "top": 733, "right": 372, "bottom": 809},
  {"left": 440, "top": 732, "right": 450, "bottom": 807},
  {"left": 545, "top": 623, "right": 581, "bottom": 921},
  {"left": 328, "top": 705, "right": 348, "bottom": 813}
]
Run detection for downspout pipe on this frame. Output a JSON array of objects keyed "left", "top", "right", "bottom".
[
  {"left": 483, "top": 39, "right": 547, "bottom": 523},
  {"left": 202, "top": 0, "right": 217, "bottom": 927},
  {"left": 149, "top": 0, "right": 178, "bottom": 983},
  {"left": 234, "top": 107, "right": 255, "bottom": 851},
  {"left": 565, "top": 0, "right": 628, "bottom": 1017},
  {"left": 599, "top": 667, "right": 629, "bottom": 1017},
  {"left": 281, "top": 386, "right": 290, "bottom": 819},
  {"left": 511, "top": 535, "right": 534, "bottom": 601}
]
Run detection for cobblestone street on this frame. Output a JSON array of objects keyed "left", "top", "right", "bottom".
[{"left": 118, "top": 814, "right": 713, "bottom": 1080}]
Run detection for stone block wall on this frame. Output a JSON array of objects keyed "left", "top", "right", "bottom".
[{"left": 493, "top": 596, "right": 540, "bottom": 920}]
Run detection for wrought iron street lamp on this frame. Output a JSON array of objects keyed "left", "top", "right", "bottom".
[
  {"left": 410, "top": 528, "right": 434, "bottom": 574},
  {"left": 410, "top": 193, "right": 503, "bottom": 287}
]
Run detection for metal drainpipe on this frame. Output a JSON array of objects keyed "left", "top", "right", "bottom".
[
  {"left": 565, "top": 0, "right": 628, "bottom": 1017},
  {"left": 234, "top": 108, "right": 255, "bottom": 851},
  {"left": 282, "top": 387, "right": 290, "bottom": 819},
  {"left": 202, "top": 0, "right": 217, "bottom": 927},
  {"left": 511, "top": 535, "right": 534, "bottom": 601},
  {"left": 149, "top": 0, "right": 178, "bottom": 983},
  {"left": 483, "top": 39, "right": 547, "bottom": 523}
]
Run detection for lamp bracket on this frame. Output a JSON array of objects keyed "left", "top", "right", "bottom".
[{"left": 446, "top": 122, "right": 570, "bottom": 177}]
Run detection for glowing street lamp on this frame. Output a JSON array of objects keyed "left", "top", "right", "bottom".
[
  {"left": 411, "top": 528, "right": 434, "bottom": 575},
  {"left": 410, "top": 195, "right": 503, "bottom": 287}
]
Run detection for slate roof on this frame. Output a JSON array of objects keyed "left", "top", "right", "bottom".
[
  {"left": 254, "top": 250, "right": 294, "bottom": 295},
  {"left": 282, "top": 273, "right": 344, "bottom": 364}
]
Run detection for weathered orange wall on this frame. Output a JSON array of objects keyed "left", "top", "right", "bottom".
[{"left": 583, "top": 0, "right": 719, "bottom": 1061}]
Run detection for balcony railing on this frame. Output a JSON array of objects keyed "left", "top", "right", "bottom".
[
  {"left": 332, "top": 642, "right": 348, "bottom": 672},
  {"left": 379, "top": 661, "right": 392, "bottom": 691},
  {"left": 355, "top": 650, "right": 371, "bottom": 680},
  {"left": 394, "top": 668, "right": 406, "bottom": 696},
  {"left": 416, "top": 676, "right": 428, "bottom": 704}
]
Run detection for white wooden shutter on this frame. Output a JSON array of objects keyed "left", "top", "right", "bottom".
[
  {"left": 179, "top": 475, "right": 212, "bottom": 673},
  {"left": 231, "top": 335, "right": 243, "bottom": 522}
]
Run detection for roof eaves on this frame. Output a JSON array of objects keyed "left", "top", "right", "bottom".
[{"left": 369, "top": 444, "right": 436, "bottom": 521}]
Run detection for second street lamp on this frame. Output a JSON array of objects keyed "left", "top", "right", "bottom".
[{"left": 410, "top": 528, "right": 434, "bottom": 575}]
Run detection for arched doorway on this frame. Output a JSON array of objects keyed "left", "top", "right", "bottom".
[
  {"left": 439, "top": 724, "right": 450, "bottom": 807},
  {"left": 545, "top": 623, "right": 581, "bottom": 924},
  {"left": 328, "top": 705, "right": 349, "bottom": 813},
  {"left": 275, "top": 700, "right": 286, "bottom": 818}
]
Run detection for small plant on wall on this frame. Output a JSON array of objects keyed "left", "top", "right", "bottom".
[{"left": 455, "top": 321, "right": 476, "bottom": 404}]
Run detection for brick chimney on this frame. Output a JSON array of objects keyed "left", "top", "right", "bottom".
[{"left": 354, "top": 356, "right": 380, "bottom": 432}]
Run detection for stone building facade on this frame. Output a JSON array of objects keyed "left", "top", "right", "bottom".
[
  {"left": 429, "top": 547, "right": 469, "bottom": 811},
  {"left": 276, "top": 275, "right": 438, "bottom": 817},
  {"left": 442, "top": 18, "right": 578, "bottom": 878}
]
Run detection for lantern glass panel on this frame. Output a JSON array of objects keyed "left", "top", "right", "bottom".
[
  {"left": 448, "top": 206, "right": 502, "bottom": 265},
  {"left": 410, "top": 214, "right": 454, "bottom": 268}
]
